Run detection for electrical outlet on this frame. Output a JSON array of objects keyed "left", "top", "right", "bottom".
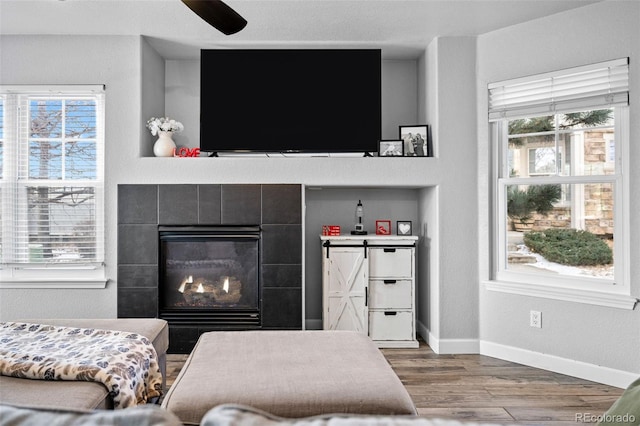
[{"left": 530, "top": 310, "right": 542, "bottom": 328}]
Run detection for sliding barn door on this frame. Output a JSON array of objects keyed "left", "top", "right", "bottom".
[{"left": 322, "top": 246, "right": 368, "bottom": 335}]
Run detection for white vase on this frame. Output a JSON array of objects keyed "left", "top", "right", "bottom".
[{"left": 153, "top": 131, "right": 176, "bottom": 157}]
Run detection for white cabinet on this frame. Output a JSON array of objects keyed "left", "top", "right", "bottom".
[{"left": 321, "top": 235, "right": 419, "bottom": 348}]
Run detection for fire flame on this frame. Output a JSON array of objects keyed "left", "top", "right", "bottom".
[
  {"left": 223, "top": 277, "right": 229, "bottom": 293},
  {"left": 178, "top": 275, "right": 194, "bottom": 294},
  {"left": 196, "top": 283, "right": 204, "bottom": 293}
]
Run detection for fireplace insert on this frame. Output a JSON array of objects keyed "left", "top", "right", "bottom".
[{"left": 158, "top": 226, "right": 260, "bottom": 327}]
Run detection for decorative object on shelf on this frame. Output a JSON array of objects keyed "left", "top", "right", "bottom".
[
  {"left": 376, "top": 220, "right": 391, "bottom": 235},
  {"left": 146, "top": 116, "right": 184, "bottom": 157},
  {"left": 378, "top": 140, "right": 403, "bottom": 157},
  {"left": 146, "top": 116, "right": 184, "bottom": 135},
  {"left": 153, "top": 131, "right": 177, "bottom": 157},
  {"left": 322, "top": 225, "right": 341, "bottom": 236},
  {"left": 351, "top": 200, "right": 368, "bottom": 235},
  {"left": 397, "top": 221, "right": 412, "bottom": 236},
  {"left": 399, "top": 125, "right": 430, "bottom": 157},
  {"left": 174, "top": 147, "right": 201, "bottom": 158}
]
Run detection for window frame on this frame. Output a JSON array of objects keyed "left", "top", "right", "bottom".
[
  {"left": 527, "top": 146, "right": 563, "bottom": 176},
  {"left": 0, "top": 85, "right": 106, "bottom": 288},
  {"left": 488, "top": 106, "right": 633, "bottom": 309}
]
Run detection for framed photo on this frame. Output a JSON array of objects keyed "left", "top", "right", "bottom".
[
  {"left": 397, "top": 221, "right": 412, "bottom": 236},
  {"left": 378, "top": 140, "right": 403, "bottom": 157},
  {"left": 399, "top": 125, "right": 429, "bottom": 157},
  {"left": 375, "top": 220, "right": 392, "bottom": 235}
]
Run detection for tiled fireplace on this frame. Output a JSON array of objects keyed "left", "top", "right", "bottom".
[{"left": 117, "top": 184, "right": 302, "bottom": 353}]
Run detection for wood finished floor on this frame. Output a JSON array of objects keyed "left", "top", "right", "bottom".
[{"left": 165, "top": 339, "right": 623, "bottom": 425}]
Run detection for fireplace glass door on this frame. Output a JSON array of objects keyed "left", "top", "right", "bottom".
[{"left": 158, "top": 226, "right": 260, "bottom": 326}]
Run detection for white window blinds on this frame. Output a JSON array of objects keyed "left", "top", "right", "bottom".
[
  {"left": 0, "top": 85, "right": 105, "bottom": 266},
  {"left": 488, "top": 58, "right": 629, "bottom": 121}
]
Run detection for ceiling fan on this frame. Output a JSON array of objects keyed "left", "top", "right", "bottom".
[{"left": 181, "top": 0, "right": 247, "bottom": 35}]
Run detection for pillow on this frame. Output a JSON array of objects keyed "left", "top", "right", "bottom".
[
  {"left": 0, "top": 403, "right": 182, "bottom": 426},
  {"left": 597, "top": 377, "right": 640, "bottom": 426},
  {"left": 201, "top": 404, "right": 510, "bottom": 426}
]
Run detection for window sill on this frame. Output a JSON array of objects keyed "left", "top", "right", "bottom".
[
  {"left": 0, "top": 279, "right": 108, "bottom": 289},
  {"left": 482, "top": 280, "right": 638, "bottom": 310}
]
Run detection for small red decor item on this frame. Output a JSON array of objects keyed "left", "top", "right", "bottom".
[
  {"left": 322, "top": 225, "right": 341, "bottom": 236},
  {"left": 173, "top": 147, "right": 201, "bottom": 157},
  {"left": 375, "top": 220, "right": 391, "bottom": 235}
]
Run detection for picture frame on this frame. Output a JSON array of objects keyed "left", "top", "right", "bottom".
[
  {"left": 378, "top": 140, "right": 404, "bottom": 157},
  {"left": 397, "top": 221, "right": 412, "bottom": 236},
  {"left": 375, "top": 220, "right": 392, "bottom": 235},
  {"left": 399, "top": 125, "right": 430, "bottom": 157}
]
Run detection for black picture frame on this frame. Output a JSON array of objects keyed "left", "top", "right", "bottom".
[
  {"left": 378, "top": 140, "right": 403, "bottom": 157},
  {"left": 397, "top": 220, "right": 412, "bottom": 236},
  {"left": 399, "top": 125, "right": 430, "bottom": 157}
]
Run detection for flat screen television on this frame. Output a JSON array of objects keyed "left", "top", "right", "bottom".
[{"left": 199, "top": 49, "right": 381, "bottom": 154}]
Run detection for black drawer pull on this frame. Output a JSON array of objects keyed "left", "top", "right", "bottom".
[
  {"left": 384, "top": 311, "right": 397, "bottom": 316},
  {"left": 383, "top": 248, "right": 396, "bottom": 253},
  {"left": 383, "top": 280, "right": 397, "bottom": 284}
]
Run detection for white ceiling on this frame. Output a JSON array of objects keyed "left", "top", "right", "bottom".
[{"left": 0, "top": 0, "right": 603, "bottom": 59}]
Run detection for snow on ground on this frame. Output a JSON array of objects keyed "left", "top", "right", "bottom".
[{"left": 515, "top": 244, "right": 614, "bottom": 279}]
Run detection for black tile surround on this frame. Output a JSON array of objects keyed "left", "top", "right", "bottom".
[{"left": 117, "top": 184, "right": 302, "bottom": 353}]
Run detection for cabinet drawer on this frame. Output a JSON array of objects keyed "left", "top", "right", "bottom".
[
  {"left": 369, "top": 311, "right": 413, "bottom": 341},
  {"left": 369, "top": 279, "right": 412, "bottom": 309},
  {"left": 369, "top": 248, "right": 413, "bottom": 278}
]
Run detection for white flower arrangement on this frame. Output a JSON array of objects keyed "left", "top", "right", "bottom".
[{"left": 146, "top": 116, "right": 184, "bottom": 136}]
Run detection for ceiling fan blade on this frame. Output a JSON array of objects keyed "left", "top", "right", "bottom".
[{"left": 181, "top": 0, "right": 247, "bottom": 35}]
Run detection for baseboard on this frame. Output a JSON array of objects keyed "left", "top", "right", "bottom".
[
  {"left": 417, "top": 321, "right": 635, "bottom": 388},
  {"left": 438, "top": 338, "right": 480, "bottom": 354},
  {"left": 480, "top": 340, "right": 637, "bottom": 389},
  {"left": 416, "top": 320, "right": 479, "bottom": 354}
]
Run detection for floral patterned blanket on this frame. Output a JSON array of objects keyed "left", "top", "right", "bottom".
[{"left": 0, "top": 322, "right": 163, "bottom": 409}]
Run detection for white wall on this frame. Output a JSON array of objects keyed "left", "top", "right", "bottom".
[
  {"left": 416, "top": 37, "right": 479, "bottom": 353},
  {"left": 416, "top": 185, "right": 438, "bottom": 343},
  {"left": 477, "top": 1, "right": 640, "bottom": 382},
  {"left": 141, "top": 37, "right": 166, "bottom": 157},
  {"left": 382, "top": 60, "right": 419, "bottom": 139},
  {"left": 164, "top": 59, "right": 199, "bottom": 149}
]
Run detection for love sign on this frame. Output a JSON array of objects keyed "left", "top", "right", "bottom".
[
  {"left": 173, "top": 147, "right": 201, "bottom": 157},
  {"left": 397, "top": 221, "right": 412, "bottom": 235}
]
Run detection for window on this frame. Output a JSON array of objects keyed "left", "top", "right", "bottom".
[
  {"left": 0, "top": 85, "right": 105, "bottom": 287},
  {"left": 488, "top": 59, "right": 634, "bottom": 308},
  {"left": 528, "top": 146, "right": 562, "bottom": 176}
]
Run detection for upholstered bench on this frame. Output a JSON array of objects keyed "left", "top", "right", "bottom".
[
  {"left": 161, "top": 330, "right": 416, "bottom": 425},
  {"left": 0, "top": 318, "right": 168, "bottom": 410}
]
